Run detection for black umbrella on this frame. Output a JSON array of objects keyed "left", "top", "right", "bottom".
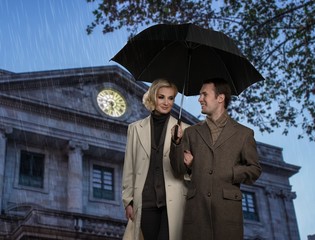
[{"left": 112, "top": 23, "right": 264, "bottom": 119}]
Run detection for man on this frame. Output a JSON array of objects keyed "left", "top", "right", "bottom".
[{"left": 170, "top": 78, "right": 262, "bottom": 240}]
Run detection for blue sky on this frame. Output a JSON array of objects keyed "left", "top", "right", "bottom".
[{"left": 0, "top": 0, "right": 314, "bottom": 239}]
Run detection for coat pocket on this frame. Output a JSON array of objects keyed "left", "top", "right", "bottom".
[{"left": 222, "top": 188, "right": 242, "bottom": 201}]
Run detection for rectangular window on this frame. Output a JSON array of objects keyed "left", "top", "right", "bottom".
[
  {"left": 19, "top": 150, "right": 45, "bottom": 188},
  {"left": 92, "top": 165, "right": 114, "bottom": 200},
  {"left": 242, "top": 191, "right": 259, "bottom": 221}
]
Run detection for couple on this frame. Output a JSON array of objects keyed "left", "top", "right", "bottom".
[{"left": 122, "top": 78, "right": 262, "bottom": 240}]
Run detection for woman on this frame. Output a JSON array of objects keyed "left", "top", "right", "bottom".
[{"left": 122, "top": 79, "right": 189, "bottom": 240}]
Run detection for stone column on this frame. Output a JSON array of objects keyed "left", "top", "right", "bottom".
[
  {"left": 0, "top": 126, "right": 12, "bottom": 213},
  {"left": 265, "top": 186, "right": 278, "bottom": 240},
  {"left": 277, "top": 190, "right": 300, "bottom": 240},
  {"left": 265, "top": 186, "right": 299, "bottom": 240},
  {"left": 67, "top": 140, "right": 88, "bottom": 213}
]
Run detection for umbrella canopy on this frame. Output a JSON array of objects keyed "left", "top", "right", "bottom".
[{"left": 111, "top": 23, "right": 264, "bottom": 97}]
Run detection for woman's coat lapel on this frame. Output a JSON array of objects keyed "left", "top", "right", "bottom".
[
  {"left": 136, "top": 116, "right": 151, "bottom": 158},
  {"left": 135, "top": 115, "right": 177, "bottom": 157}
]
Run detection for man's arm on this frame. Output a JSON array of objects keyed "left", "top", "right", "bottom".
[{"left": 233, "top": 130, "right": 262, "bottom": 185}]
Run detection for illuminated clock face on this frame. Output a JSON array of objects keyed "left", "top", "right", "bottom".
[{"left": 96, "top": 89, "right": 127, "bottom": 117}]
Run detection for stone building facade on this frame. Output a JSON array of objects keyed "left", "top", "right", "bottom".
[{"left": 0, "top": 66, "right": 300, "bottom": 239}]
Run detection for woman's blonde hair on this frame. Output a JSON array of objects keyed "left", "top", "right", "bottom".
[{"left": 142, "top": 79, "right": 178, "bottom": 111}]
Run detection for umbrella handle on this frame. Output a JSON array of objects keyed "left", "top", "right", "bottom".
[{"left": 173, "top": 119, "right": 182, "bottom": 142}]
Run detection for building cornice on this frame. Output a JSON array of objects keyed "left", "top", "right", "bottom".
[{"left": 0, "top": 92, "right": 128, "bottom": 131}]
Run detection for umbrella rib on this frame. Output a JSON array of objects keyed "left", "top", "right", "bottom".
[
  {"left": 137, "top": 40, "right": 179, "bottom": 80},
  {"left": 211, "top": 49, "right": 239, "bottom": 95},
  {"left": 184, "top": 41, "right": 200, "bottom": 50},
  {"left": 178, "top": 48, "right": 192, "bottom": 120},
  {"left": 137, "top": 40, "right": 199, "bottom": 81}
]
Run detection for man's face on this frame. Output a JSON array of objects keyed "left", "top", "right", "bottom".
[{"left": 198, "top": 83, "right": 221, "bottom": 116}]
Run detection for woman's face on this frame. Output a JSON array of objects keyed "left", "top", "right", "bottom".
[{"left": 154, "top": 87, "right": 176, "bottom": 115}]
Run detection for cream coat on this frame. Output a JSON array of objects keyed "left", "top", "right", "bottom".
[{"left": 122, "top": 115, "right": 189, "bottom": 240}]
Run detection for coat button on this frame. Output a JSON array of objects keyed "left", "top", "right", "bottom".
[
  {"left": 234, "top": 194, "right": 238, "bottom": 199},
  {"left": 209, "top": 170, "right": 214, "bottom": 174},
  {"left": 207, "top": 192, "right": 211, "bottom": 197}
]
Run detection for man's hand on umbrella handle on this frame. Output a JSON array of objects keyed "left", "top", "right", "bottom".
[{"left": 171, "top": 123, "right": 183, "bottom": 144}]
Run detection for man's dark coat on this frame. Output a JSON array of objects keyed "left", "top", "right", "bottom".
[{"left": 170, "top": 117, "right": 262, "bottom": 240}]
